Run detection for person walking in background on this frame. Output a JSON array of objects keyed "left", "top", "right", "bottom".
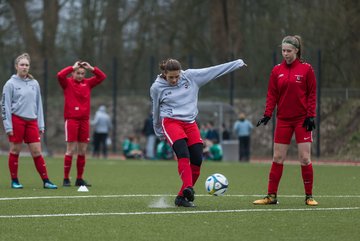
[
  {"left": 57, "top": 60, "right": 106, "bottom": 187},
  {"left": 254, "top": 35, "right": 318, "bottom": 206},
  {"left": 151, "top": 58, "right": 246, "bottom": 207},
  {"left": 1, "top": 53, "right": 57, "bottom": 189},
  {"left": 91, "top": 105, "right": 112, "bottom": 159},
  {"left": 233, "top": 113, "right": 253, "bottom": 161},
  {"left": 142, "top": 113, "right": 157, "bottom": 159}
]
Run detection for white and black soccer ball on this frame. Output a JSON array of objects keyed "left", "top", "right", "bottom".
[{"left": 205, "top": 173, "right": 229, "bottom": 196}]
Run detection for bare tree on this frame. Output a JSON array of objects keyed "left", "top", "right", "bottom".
[{"left": 7, "top": 0, "right": 60, "bottom": 78}]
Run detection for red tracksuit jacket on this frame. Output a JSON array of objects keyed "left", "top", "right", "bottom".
[
  {"left": 264, "top": 58, "right": 316, "bottom": 120},
  {"left": 57, "top": 66, "right": 106, "bottom": 120}
]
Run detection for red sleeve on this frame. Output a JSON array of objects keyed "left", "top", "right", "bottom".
[
  {"left": 57, "top": 66, "right": 73, "bottom": 89},
  {"left": 87, "top": 67, "right": 107, "bottom": 88},
  {"left": 306, "top": 65, "right": 317, "bottom": 117},
  {"left": 264, "top": 67, "right": 279, "bottom": 118}
]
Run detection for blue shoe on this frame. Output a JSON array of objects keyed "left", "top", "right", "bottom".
[
  {"left": 44, "top": 181, "right": 58, "bottom": 189},
  {"left": 11, "top": 181, "right": 23, "bottom": 189}
]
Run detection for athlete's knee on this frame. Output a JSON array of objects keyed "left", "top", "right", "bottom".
[
  {"left": 172, "top": 139, "right": 190, "bottom": 159},
  {"left": 299, "top": 154, "right": 311, "bottom": 165},
  {"left": 10, "top": 144, "right": 21, "bottom": 154},
  {"left": 189, "top": 143, "right": 203, "bottom": 166},
  {"left": 273, "top": 152, "right": 286, "bottom": 164},
  {"left": 66, "top": 143, "right": 77, "bottom": 156},
  {"left": 28, "top": 143, "right": 42, "bottom": 157},
  {"left": 78, "top": 144, "right": 88, "bottom": 155}
]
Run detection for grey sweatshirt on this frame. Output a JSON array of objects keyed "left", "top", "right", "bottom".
[
  {"left": 91, "top": 105, "right": 112, "bottom": 133},
  {"left": 1, "top": 74, "right": 45, "bottom": 133},
  {"left": 150, "top": 59, "right": 246, "bottom": 138}
]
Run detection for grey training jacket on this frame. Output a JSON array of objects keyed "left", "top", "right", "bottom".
[
  {"left": 2, "top": 74, "right": 45, "bottom": 133},
  {"left": 150, "top": 59, "right": 246, "bottom": 139}
]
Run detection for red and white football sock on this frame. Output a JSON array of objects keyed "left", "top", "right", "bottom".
[
  {"left": 33, "top": 155, "right": 49, "bottom": 179},
  {"left": 8, "top": 153, "right": 19, "bottom": 179}
]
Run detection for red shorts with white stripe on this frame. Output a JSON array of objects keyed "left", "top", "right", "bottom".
[
  {"left": 162, "top": 118, "right": 203, "bottom": 146},
  {"left": 9, "top": 114, "right": 41, "bottom": 143},
  {"left": 274, "top": 117, "right": 313, "bottom": 144},
  {"left": 65, "top": 118, "right": 90, "bottom": 143}
]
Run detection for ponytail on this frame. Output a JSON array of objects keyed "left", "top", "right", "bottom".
[
  {"left": 282, "top": 35, "right": 303, "bottom": 62},
  {"left": 159, "top": 58, "right": 182, "bottom": 78}
]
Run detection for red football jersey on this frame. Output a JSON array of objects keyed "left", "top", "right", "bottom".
[
  {"left": 57, "top": 66, "right": 106, "bottom": 120},
  {"left": 264, "top": 59, "right": 316, "bottom": 120}
]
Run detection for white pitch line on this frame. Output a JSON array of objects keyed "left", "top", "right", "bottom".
[
  {"left": 0, "top": 194, "right": 360, "bottom": 201},
  {"left": 1, "top": 194, "right": 360, "bottom": 201},
  {"left": 0, "top": 207, "right": 359, "bottom": 219}
]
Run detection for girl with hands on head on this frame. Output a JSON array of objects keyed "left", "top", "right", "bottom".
[{"left": 57, "top": 60, "right": 106, "bottom": 187}]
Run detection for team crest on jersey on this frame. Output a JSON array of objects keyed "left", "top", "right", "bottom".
[
  {"left": 165, "top": 91, "right": 172, "bottom": 96},
  {"left": 295, "top": 75, "right": 303, "bottom": 82},
  {"left": 278, "top": 74, "right": 284, "bottom": 78},
  {"left": 184, "top": 83, "right": 189, "bottom": 89}
]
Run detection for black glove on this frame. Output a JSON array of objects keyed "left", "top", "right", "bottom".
[
  {"left": 303, "top": 117, "right": 316, "bottom": 131},
  {"left": 256, "top": 116, "right": 271, "bottom": 127}
]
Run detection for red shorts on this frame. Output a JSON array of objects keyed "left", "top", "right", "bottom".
[
  {"left": 65, "top": 119, "right": 90, "bottom": 143},
  {"left": 162, "top": 118, "right": 203, "bottom": 146},
  {"left": 9, "top": 114, "right": 41, "bottom": 143},
  {"left": 274, "top": 117, "right": 313, "bottom": 144}
]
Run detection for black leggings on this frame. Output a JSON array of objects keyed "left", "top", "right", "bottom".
[{"left": 172, "top": 138, "right": 203, "bottom": 167}]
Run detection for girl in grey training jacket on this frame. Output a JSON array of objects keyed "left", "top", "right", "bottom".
[
  {"left": 1, "top": 53, "right": 57, "bottom": 189},
  {"left": 150, "top": 58, "right": 246, "bottom": 207}
]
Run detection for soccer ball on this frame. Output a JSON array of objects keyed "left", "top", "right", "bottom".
[{"left": 205, "top": 173, "right": 229, "bottom": 196}]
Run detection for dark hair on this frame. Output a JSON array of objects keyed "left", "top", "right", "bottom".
[
  {"left": 282, "top": 35, "right": 303, "bottom": 61},
  {"left": 159, "top": 59, "right": 181, "bottom": 77}
]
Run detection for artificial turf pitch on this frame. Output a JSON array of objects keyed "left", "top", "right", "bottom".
[{"left": 0, "top": 156, "right": 359, "bottom": 241}]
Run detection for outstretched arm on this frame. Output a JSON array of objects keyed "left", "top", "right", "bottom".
[{"left": 184, "top": 59, "right": 246, "bottom": 87}]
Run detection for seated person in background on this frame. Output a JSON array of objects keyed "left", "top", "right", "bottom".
[
  {"left": 205, "top": 121, "right": 220, "bottom": 143},
  {"left": 156, "top": 140, "right": 174, "bottom": 160},
  {"left": 202, "top": 138, "right": 213, "bottom": 160},
  {"left": 207, "top": 139, "right": 223, "bottom": 161},
  {"left": 122, "top": 135, "right": 143, "bottom": 159}
]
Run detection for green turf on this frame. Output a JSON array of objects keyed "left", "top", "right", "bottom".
[{"left": 0, "top": 156, "right": 359, "bottom": 241}]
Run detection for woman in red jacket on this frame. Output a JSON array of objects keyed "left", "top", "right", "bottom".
[
  {"left": 254, "top": 35, "right": 318, "bottom": 206},
  {"left": 57, "top": 61, "right": 106, "bottom": 187}
]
